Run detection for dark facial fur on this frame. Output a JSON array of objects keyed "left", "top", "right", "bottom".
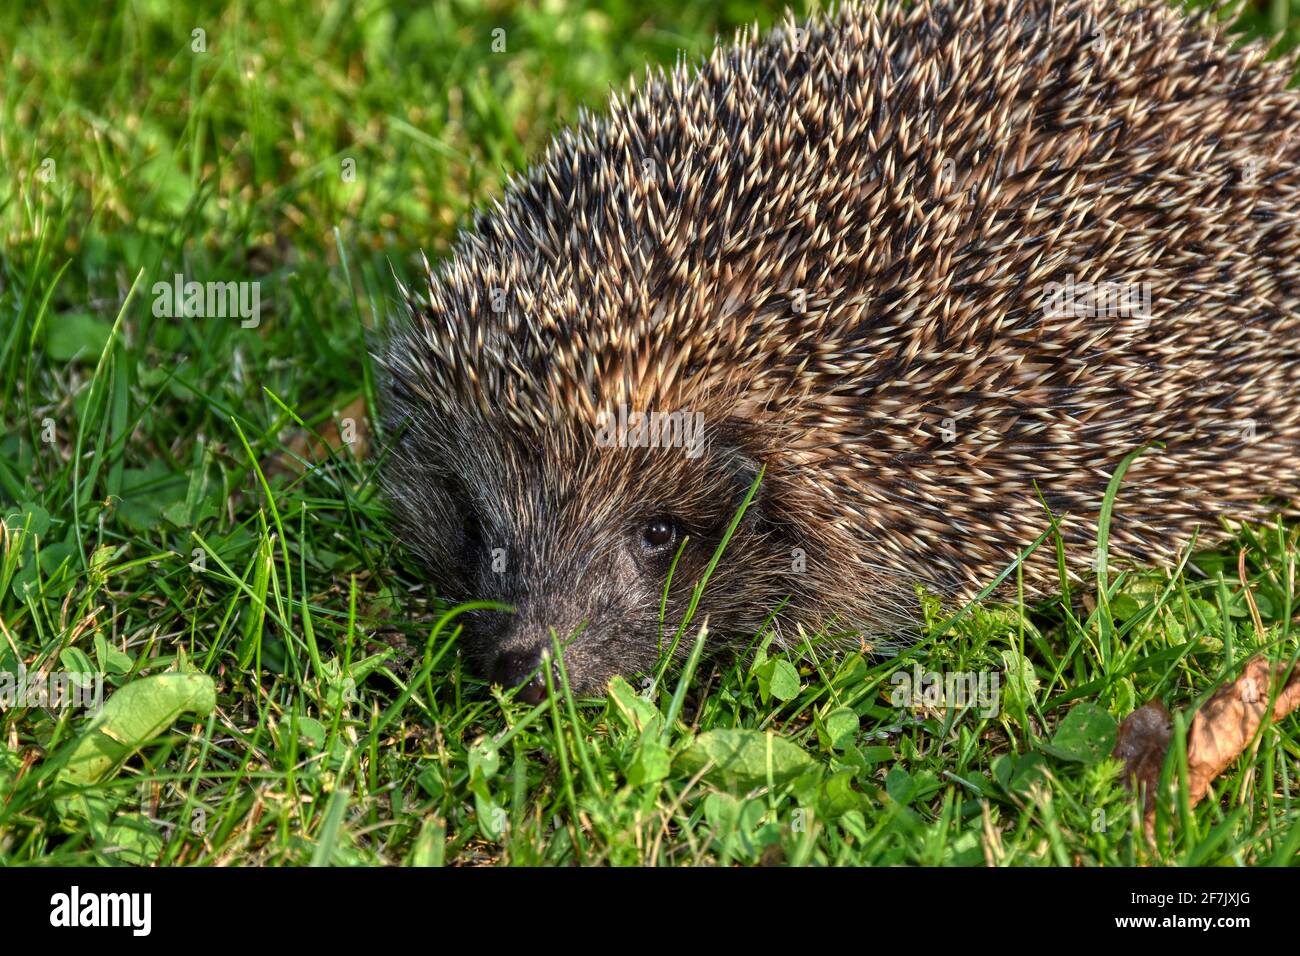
[
  {"left": 378, "top": 394, "right": 816, "bottom": 697},
  {"left": 379, "top": 0, "right": 1300, "bottom": 697}
]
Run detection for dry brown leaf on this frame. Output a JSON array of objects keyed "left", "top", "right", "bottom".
[
  {"left": 1112, "top": 700, "right": 1171, "bottom": 814},
  {"left": 1185, "top": 656, "right": 1300, "bottom": 805},
  {"left": 1114, "top": 655, "right": 1300, "bottom": 824}
]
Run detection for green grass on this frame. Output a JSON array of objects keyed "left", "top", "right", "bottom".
[{"left": 1, "top": 0, "right": 1299, "bottom": 867}]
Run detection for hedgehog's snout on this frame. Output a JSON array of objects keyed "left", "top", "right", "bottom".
[
  {"left": 482, "top": 611, "right": 575, "bottom": 701},
  {"left": 492, "top": 647, "right": 549, "bottom": 704}
]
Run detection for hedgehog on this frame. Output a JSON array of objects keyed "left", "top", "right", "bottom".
[{"left": 378, "top": 0, "right": 1300, "bottom": 702}]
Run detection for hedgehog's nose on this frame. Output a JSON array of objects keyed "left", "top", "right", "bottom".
[{"left": 494, "top": 649, "right": 548, "bottom": 704}]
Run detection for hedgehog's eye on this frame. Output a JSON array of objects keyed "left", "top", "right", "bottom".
[{"left": 641, "top": 516, "right": 678, "bottom": 552}]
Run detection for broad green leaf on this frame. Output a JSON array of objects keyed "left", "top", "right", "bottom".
[
  {"left": 993, "top": 752, "right": 1050, "bottom": 794},
  {"left": 1110, "top": 593, "right": 1140, "bottom": 619},
  {"left": 416, "top": 768, "right": 445, "bottom": 801},
  {"left": 607, "top": 675, "right": 662, "bottom": 735},
  {"left": 280, "top": 715, "right": 326, "bottom": 751},
  {"left": 676, "top": 728, "right": 814, "bottom": 790},
  {"left": 103, "top": 813, "right": 165, "bottom": 865},
  {"left": 408, "top": 818, "right": 445, "bottom": 867},
  {"left": 58, "top": 648, "right": 96, "bottom": 685},
  {"left": 817, "top": 769, "right": 865, "bottom": 818},
  {"left": 885, "top": 765, "right": 915, "bottom": 804},
  {"left": 1042, "top": 702, "right": 1118, "bottom": 765},
  {"left": 114, "top": 462, "right": 185, "bottom": 532},
  {"left": 38, "top": 539, "right": 77, "bottom": 576},
  {"left": 58, "top": 674, "right": 216, "bottom": 786},
  {"left": 754, "top": 657, "right": 800, "bottom": 703},
  {"left": 817, "top": 706, "right": 859, "bottom": 751},
  {"left": 767, "top": 659, "right": 800, "bottom": 702},
  {"left": 860, "top": 745, "right": 894, "bottom": 764},
  {"left": 474, "top": 791, "right": 504, "bottom": 841},
  {"left": 93, "top": 632, "right": 134, "bottom": 674},
  {"left": 3, "top": 503, "right": 50, "bottom": 537},
  {"left": 627, "top": 737, "right": 670, "bottom": 787},
  {"left": 702, "top": 791, "right": 739, "bottom": 832},
  {"left": 467, "top": 739, "right": 499, "bottom": 781}
]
